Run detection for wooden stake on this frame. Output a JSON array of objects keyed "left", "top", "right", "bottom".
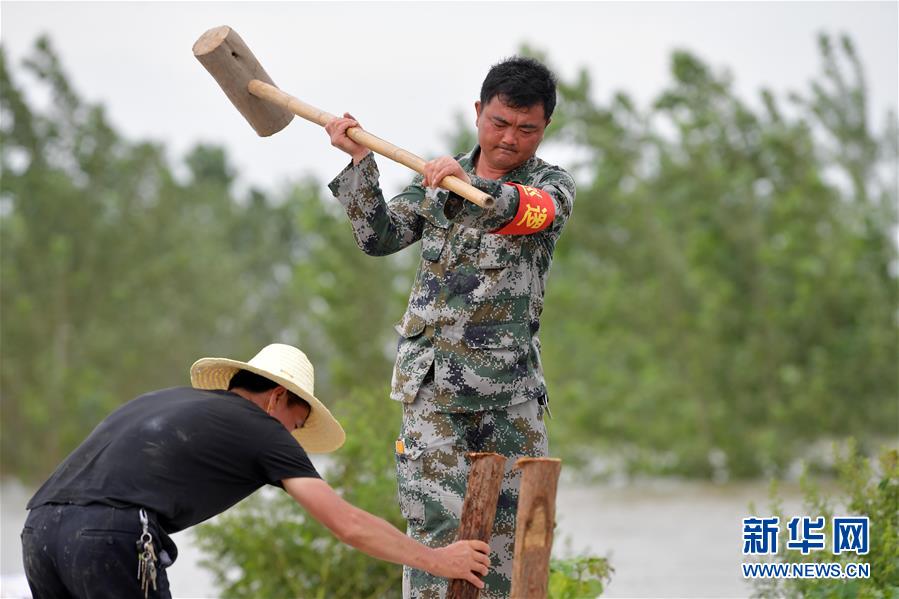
[
  {"left": 510, "top": 457, "right": 562, "bottom": 599},
  {"left": 447, "top": 452, "right": 506, "bottom": 599}
]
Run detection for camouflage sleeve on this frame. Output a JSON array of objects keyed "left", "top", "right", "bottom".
[
  {"left": 327, "top": 153, "right": 425, "bottom": 256},
  {"left": 444, "top": 168, "right": 576, "bottom": 239}
]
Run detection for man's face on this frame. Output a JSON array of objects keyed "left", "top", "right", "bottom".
[
  {"left": 268, "top": 389, "right": 310, "bottom": 432},
  {"left": 475, "top": 95, "right": 549, "bottom": 173}
]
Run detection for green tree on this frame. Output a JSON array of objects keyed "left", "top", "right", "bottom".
[
  {"left": 0, "top": 38, "right": 406, "bottom": 481},
  {"left": 538, "top": 33, "right": 897, "bottom": 478}
]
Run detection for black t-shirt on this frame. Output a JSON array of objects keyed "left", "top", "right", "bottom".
[{"left": 27, "top": 387, "right": 320, "bottom": 533}]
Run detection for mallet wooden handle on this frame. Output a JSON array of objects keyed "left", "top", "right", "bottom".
[{"left": 247, "top": 80, "right": 494, "bottom": 209}]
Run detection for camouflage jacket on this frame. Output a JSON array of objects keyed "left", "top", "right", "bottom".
[{"left": 328, "top": 146, "right": 575, "bottom": 412}]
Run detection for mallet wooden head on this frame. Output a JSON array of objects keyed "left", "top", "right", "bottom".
[{"left": 193, "top": 26, "right": 294, "bottom": 137}]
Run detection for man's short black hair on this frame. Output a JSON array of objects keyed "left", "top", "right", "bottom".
[
  {"left": 480, "top": 56, "right": 557, "bottom": 120},
  {"left": 228, "top": 369, "right": 311, "bottom": 411}
]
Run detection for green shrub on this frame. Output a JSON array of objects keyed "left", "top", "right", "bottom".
[
  {"left": 750, "top": 441, "right": 898, "bottom": 598},
  {"left": 549, "top": 555, "right": 614, "bottom": 599}
]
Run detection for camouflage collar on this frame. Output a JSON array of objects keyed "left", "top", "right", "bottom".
[{"left": 462, "top": 145, "right": 541, "bottom": 184}]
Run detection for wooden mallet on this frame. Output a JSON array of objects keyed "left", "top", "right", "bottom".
[{"left": 193, "top": 26, "right": 494, "bottom": 209}]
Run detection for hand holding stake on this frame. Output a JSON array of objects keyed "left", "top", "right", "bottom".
[{"left": 447, "top": 452, "right": 506, "bottom": 599}]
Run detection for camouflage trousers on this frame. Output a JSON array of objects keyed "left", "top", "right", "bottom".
[{"left": 395, "top": 380, "right": 548, "bottom": 599}]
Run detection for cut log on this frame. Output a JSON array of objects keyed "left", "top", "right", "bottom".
[
  {"left": 510, "top": 457, "right": 562, "bottom": 599},
  {"left": 447, "top": 452, "right": 506, "bottom": 599}
]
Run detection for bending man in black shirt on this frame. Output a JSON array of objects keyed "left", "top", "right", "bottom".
[{"left": 22, "top": 343, "right": 490, "bottom": 598}]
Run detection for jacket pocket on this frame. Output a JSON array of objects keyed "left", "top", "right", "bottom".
[
  {"left": 463, "top": 320, "right": 529, "bottom": 349},
  {"left": 392, "top": 313, "right": 432, "bottom": 403},
  {"left": 421, "top": 222, "right": 449, "bottom": 262},
  {"left": 451, "top": 321, "right": 531, "bottom": 390},
  {"left": 393, "top": 312, "right": 427, "bottom": 338},
  {"left": 478, "top": 232, "right": 521, "bottom": 269}
]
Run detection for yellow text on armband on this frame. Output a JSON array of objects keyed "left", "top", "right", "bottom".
[{"left": 515, "top": 203, "right": 549, "bottom": 230}]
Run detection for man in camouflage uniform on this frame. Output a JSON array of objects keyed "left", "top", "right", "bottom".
[{"left": 325, "top": 56, "right": 575, "bottom": 598}]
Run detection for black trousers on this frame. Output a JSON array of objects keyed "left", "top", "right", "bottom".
[{"left": 21, "top": 504, "right": 176, "bottom": 599}]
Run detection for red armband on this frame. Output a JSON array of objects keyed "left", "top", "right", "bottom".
[{"left": 493, "top": 183, "right": 556, "bottom": 235}]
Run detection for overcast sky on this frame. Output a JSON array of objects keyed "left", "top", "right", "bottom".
[{"left": 2, "top": 1, "right": 897, "bottom": 194}]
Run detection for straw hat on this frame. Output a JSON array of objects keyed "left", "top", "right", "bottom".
[{"left": 190, "top": 343, "right": 345, "bottom": 453}]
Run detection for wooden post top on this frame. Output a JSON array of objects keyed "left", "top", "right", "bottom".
[{"left": 514, "top": 457, "right": 562, "bottom": 469}]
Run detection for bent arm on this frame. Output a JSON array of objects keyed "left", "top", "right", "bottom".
[
  {"left": 327, "top": 153, "right": 425, "bottom": 256},
  {"left": 445, "top": 169, "right": 576, "bottom": 238},
  {"left": 282, "top": 477, "right": 489, "bottom": 586}
]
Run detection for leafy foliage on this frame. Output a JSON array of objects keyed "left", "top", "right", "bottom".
[
  {"left": 0, "top": 38, "right": 405, "bottom": 481},
  {"left": 750, "top": 441, "right": 898, "bottom": 598},
  {"left": 535, "top": 34, "right": 897, "bottom": 478},
  {"left": 549, "top": 555, "right": 614, "bottom": 599}
]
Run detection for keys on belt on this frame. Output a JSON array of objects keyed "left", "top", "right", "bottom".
[{"left": 136, "top": 508, "right": 157, "bottom": 598}]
